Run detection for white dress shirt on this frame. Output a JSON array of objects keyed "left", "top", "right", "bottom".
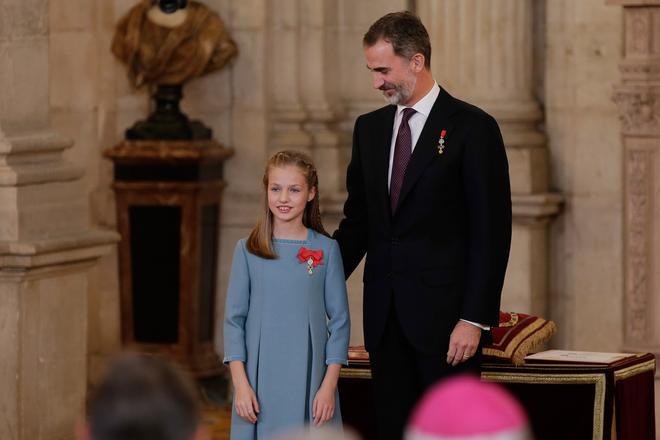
[
  {"left": 387, "top": 82, "right": 441, "bottom": 189},
  {"left": 387, "top": 82, "right": 489, "bottom": 332}
]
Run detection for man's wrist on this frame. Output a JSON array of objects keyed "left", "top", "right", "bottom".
[{"left": 460, "top": 318, "right": 490, "bottom": 331}]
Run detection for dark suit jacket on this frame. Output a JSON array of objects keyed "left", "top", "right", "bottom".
[{"left": 334, "top": 87, "right": 512, "bottom": 354}]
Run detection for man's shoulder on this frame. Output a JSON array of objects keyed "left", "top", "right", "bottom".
[
  {"left": 356, "top": 104, "right": 395, "bottom": 126},
  {"left": 447, "top": 93, "right": 498, "bottom": 126}
]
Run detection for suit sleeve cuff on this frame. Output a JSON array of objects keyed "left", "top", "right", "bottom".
[{"left": 460, "top": 318, "right": 490, "bottom": 331}]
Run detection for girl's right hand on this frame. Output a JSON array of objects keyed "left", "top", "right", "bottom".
[{"left": 234, "top": 383, "right": 260, "bottom": 424}]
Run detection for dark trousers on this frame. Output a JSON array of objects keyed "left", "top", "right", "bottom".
[{"left": 368, "top": 306, "right": 481, "bottom": 440}]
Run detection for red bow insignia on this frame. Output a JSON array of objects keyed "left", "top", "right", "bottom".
[
  {"left": 297, "top": 247, "right": 324, "bottom": 275},
  {"left": 438, "top": 129, "right": 447, "bottom": 155}
]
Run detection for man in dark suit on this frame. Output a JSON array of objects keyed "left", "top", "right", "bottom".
[{"left": 333, "top": 11, "right": 512, "bottom": 440}]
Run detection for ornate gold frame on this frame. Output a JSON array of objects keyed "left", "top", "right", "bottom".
[{"left": 481, "top": 371, "right": 606, "bottom": 440}]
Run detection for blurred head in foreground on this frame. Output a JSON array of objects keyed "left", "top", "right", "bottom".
[
  {"left": 80, "top": 353, "right": 205, "bottom": 440},
  {"left": 405, "top": 375, "right": 533, "bottom": 440}
]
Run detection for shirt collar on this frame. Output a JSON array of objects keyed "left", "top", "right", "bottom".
[{"left": 396, "top": 82, "right": 440, "bottom": 118}]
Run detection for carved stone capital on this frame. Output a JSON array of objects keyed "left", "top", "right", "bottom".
[{"left": 613, "top": 85, "right": 660, "bottom": 136}]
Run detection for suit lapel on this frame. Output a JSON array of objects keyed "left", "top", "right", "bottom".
[
  {"left": 396, "top": 88, "right": 458, "bottom": 212},
  {"left": 373, "top": 105, "right": 396, "bottom": 225}
]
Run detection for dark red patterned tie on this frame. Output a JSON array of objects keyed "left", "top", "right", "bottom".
[{"left": 390, "top": 107, "right": 416, "bottom": 213}]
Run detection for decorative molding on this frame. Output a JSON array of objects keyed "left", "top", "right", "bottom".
[
  {"left": 606, "top": 1, "right": 660, "bottom": 6},
  {"left": 0, "top": 129, "right": 72, "bottom": 154},
  {"left": 511, "top": 193, "right": 563, "bottom": 222},
  {"left": 104, "top": 139, "right": 233, "bottom": 162},
  {"left": 611, "top": 0, "right": 660, "bottom": 353},
  {"left": 625, "top": 148, "right": 653, "bottom": 341},
  {"left": 0, "top": 229, "right": 119, "bottom": 270},
  {"left": 625, "top": 8, "right": 653, "bottom": 56},
  {"left": 619, "top": 60, "right": 660, "bottom": 81},
  {"left": 613, "top": 86, "right": 660, "bottom": 135}
]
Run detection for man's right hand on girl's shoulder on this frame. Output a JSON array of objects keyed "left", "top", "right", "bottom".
[{"left": 234, "top": 382, "right": 260, "bottom": 424}]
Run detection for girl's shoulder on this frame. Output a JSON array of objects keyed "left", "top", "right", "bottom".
[
  {"left": 307, "top": 230, "right": 339, "bottom": 252},
  {"left": 233, "top": 238, "right": 252, "bottom": 258}
]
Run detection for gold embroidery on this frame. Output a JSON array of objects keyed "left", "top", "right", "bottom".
[
  {"left": 481, "top": 319, "right": 551, "bottom": 364},
  {"left": 499, "top": 312, "right": 519, "bottom": 327},
  {"left": 481, "top": 372, "right": 606, "bottom": 440},
  {"left": 339, "top": 368, "right": 372, "bottom": 379},
  {"left": 613, "top": 359, "right": 655, "bottom": 382}
]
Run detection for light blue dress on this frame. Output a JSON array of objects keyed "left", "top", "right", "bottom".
[{"left": 223, "top": 229, "right": 350, "bottom": 440}]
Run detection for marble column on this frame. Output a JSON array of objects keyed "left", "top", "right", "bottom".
[
  {"left": 267, "top": 0, "right": 312, "bottom": 155},
  {"left": 0, "top": 0, "right": 117, "bottom": 438},
  {"left": 326, "top": 0, "right": 406, "bottom": 347},
  {"left": 214, "top": 0, "right": 271, "bottom": 363},
  {"left": 417, "top": 0, "right": 562, "bottom": 316},
  {"left": 299, "top": 0, "right": 344, "bottom": 203}
]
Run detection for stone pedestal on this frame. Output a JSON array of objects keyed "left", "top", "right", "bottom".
[
  {"left": 418, "top": 0, "right": 562, "bottom": 316},
  {"left": 105, "top": 140, "right": 233, "bottom": 377}
]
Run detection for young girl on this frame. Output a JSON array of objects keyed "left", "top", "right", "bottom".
[{"left": 223, "top": 151, "right": 350, "bottom": 439}]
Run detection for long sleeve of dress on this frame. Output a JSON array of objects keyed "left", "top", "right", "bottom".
[
  {"left": 324, "top": 240, "right": 350, "bottom": 366},
  {"left": 223, "top": 240, "right": 251, "bottom": 364}
]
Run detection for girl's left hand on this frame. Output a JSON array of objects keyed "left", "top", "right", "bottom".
[{"left": 312, "top": 383, "right": 335, "bottom": 427}]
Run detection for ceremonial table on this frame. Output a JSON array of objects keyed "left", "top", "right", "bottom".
[{"left": 338, "top": 350, "right": 655, "bottom": 440}]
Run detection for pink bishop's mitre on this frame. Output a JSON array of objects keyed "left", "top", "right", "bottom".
[{"left": 405, "top": 375, "right": 533, "bottom": 440}]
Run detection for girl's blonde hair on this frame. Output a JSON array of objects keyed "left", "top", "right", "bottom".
[{"left": 246, "top": 150, "right": 328, "bottom": 258}]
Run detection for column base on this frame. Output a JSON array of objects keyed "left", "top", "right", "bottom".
[{"left": 0, "top": 228, "right": 118, "bottom": 440}]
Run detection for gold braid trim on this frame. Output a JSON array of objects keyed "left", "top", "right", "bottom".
[
  {"left": 339, "top": 368, "right": 372, "bottom": 379},
  {"left": 482, "top": 319, "right": 557, "bottom": 366},
  {"left": 482, "top": 371, "right": 606, "bottom": 440},
  {"left": 614, "top": 359, "right": 656, "bottom": 382}
]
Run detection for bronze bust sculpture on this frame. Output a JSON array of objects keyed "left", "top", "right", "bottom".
[{"left": 112, "top": 0, "right": 238, "bottom": 139}]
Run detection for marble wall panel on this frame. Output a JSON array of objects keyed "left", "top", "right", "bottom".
[{"left": 545, "top": 0, "right": 623, "bottom": 351}]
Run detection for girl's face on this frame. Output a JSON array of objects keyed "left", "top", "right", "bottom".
[{"left": 267, "top": 165, "right": 316, "bottom": 227}]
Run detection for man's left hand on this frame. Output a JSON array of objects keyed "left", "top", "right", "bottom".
[{"left": 446, "top": 320, "right": 482, "bottom": 366}]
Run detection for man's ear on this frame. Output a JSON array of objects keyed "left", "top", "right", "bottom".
[
  {"left": 410, "top": 53, "right": 425, "bottom": 72},
  {"left": 75, "top": 420, "right": 91, "bottom": 440}
]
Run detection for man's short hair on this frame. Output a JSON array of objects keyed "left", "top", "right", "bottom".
[
  {"left": 363, "top": 11, "right": 432, "bottom": 68},
  {"left": 87, "top": 353, "right": 200, "bottom": 440}
]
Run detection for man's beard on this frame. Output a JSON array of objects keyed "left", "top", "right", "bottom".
[{"left": 380, "top": 76, "right": 416, "bottom": 105}]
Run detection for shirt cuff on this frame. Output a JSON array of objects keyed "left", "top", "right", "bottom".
[{"left": 460, "top": 318, "right": 490, "bottom": 331}]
